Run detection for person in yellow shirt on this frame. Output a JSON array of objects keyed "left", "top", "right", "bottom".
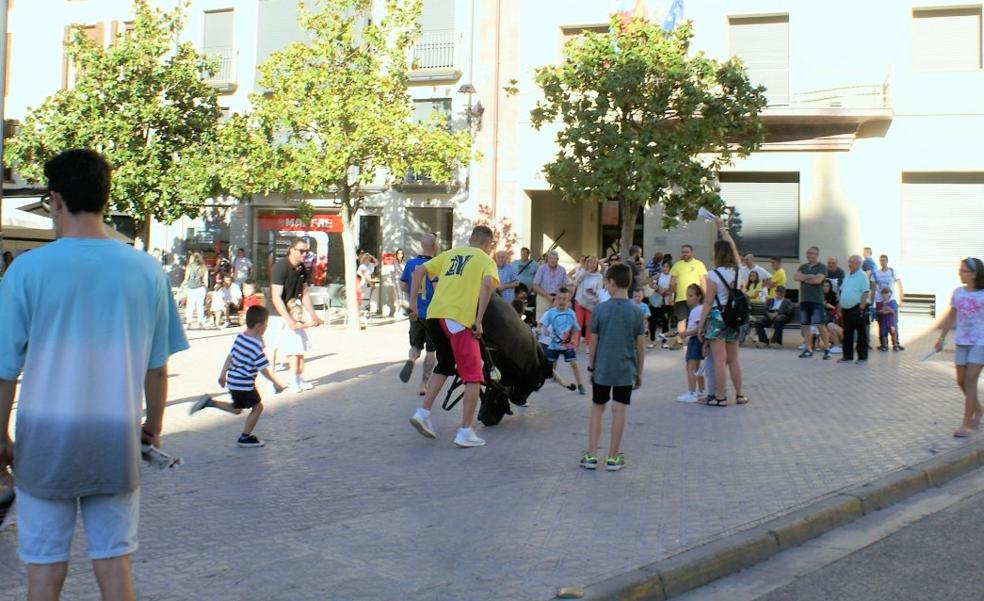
[
  {"left": 668, "top": 245, "right": 707, "bottom": 347},
  {"left": 407, "top": 225, "right": 499, "bottom": 448},
  {"left": 767, "top": 256, "right": 787, "bottom": 300}
]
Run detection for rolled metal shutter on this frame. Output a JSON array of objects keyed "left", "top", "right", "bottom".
[
  {"left": 902, "top": 173, "right": 984, "bottom": 264},
  {"left": 719, "top": 172, "right": 800, "bottom": 259}
]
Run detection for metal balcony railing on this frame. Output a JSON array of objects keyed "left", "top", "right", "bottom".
[
  {"left": 790, "top": 79, "right": 891, "bottom": 109},
  {"left": 411, "top": 29, "right": 456, "bottom": 70},
  {"left": 203, "top": 49, "right": 236, "bottom": 86}
]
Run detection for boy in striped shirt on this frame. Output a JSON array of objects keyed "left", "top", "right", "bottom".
[{"left": 190, "top": 306, "right": 285, "bottom": 447}]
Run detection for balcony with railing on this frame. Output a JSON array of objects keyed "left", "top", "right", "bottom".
[
  {"left": 203, "top": 48, "right": 237, "bottom": 94},
  {"left": 757, "top": 70, "right": 894, "bottom": 151},
  {"left": 408, "top": 29, "right": 461, "bottom": 82}
]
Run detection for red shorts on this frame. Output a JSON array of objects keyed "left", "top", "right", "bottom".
[{"left": 428, "top": 319, "right": 484, "bottom": 383}]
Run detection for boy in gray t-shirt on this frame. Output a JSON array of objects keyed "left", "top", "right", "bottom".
[{"left": 584, "top": 263, "right": 646, "bottom": 472}]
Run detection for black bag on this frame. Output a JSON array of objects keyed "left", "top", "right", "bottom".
[{"left": 713, "top": 268, "right": 750, "bottom": 329}]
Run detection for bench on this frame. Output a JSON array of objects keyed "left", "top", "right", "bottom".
[
  {"left": 749, "top": 301, "right": 801, "bottom": 331},
  {"left": 900, "top": 293, "right": 936, "bottom": 318}
]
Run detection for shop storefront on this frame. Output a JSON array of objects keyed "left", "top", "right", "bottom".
[{"left": 254, "top": 210, "right": 344, "bottom": 287}]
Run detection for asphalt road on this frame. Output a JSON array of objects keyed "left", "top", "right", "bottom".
[{"left": 752, "top": 487, "right": 984, "bottom": 601}]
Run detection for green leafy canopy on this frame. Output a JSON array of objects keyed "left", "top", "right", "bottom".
[
  {"left": 4, "top": 0, "right": 222, "bottom": 229},
  {"left": 530, "top": 18, "right": 767, "bottom": 231},
  {"left": 218, "top": 0, "right": 473, "bottom": 208}
]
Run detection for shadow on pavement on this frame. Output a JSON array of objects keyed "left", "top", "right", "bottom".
[{"left": 310, "top": 361, "right": 404, "bottom": 386}]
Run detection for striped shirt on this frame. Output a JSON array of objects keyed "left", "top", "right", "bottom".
[{"left": 226, "top": 333, "right": 269, "bottom": 391}]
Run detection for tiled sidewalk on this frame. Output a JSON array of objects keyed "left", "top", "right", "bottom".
[{"left": 0, "top": 319, "right": 969, "bottom": 601}]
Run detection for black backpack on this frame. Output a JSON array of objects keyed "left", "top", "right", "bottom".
[{"left": 713, "top": 268, "right": 750, "bottom": 329}]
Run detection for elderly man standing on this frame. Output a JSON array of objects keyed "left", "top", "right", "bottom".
[
  {"left": 838, "top": 254, "right": 871, "bottom": 364},
  {"left": 533, "top": 250, "right": 569, "bottom": 319},
  {"left": 495, "top": 250, "right": 519, "bottom": 301}
]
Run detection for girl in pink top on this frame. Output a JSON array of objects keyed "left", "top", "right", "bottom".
[{"left": 936, "top": 257, "right": 984, "bottom": 437}]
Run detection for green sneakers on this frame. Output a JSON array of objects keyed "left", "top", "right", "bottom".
[
  {"left": 606, "top": 454, "right": 625, "bottom": 471},
  {"left": 581, "top": 452, "right": 626, "bottom": 471}
]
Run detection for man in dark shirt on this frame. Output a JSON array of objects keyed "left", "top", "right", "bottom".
[
  {"left": 826, "top": 255, "right": 846, "bottom": 293},
  {"left": 794, "top": 245, "right": 831, "bottom": 360},
  {"left": 269, "top": 237, "right": 322, "bottom": 390}
]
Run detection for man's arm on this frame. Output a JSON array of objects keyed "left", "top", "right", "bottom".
[
  {"left": 270, "top": 284, "right": 292, "bottom": 324},
  {"left": 143, "top": 365, "right": 168, "bottom": 449},
  {"left": 408, "top": 264, "right": 427, "bottom": 318},
  {"left": 473, "top": 275, "right": 496, "bottom": 337},
  {"left": 301, "top": 285, "right": 323, "bottom": 327},
  {"left": 0, "top": 378, "right": 17, "bottom": 472},
  {"left": 896, "top": 278, "right": 904, "bottom": 309}
]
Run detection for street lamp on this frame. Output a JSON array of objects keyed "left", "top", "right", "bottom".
[{"left": 458, "top": 83, "right": 484, "bottom": 131}]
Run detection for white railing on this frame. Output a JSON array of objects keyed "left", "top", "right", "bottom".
[
  {"left": 790, "top": 79, "right": 891, "bottom": 109},
  {"left": 411, "top": 29, "right": 456, "bottom": 70},
  {"left": 204, "top": 49, "right": 236, "bottom": 85}
]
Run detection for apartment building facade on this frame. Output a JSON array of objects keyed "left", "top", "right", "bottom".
[
  {"left": 505, "top": 0, "right": 984, "bottom": 310},
  {"left": 3, "top": 1, "right": 982, "bottom": 310},
  {"left": 2, "top": 0, "right": 488, "bottom": 288}
]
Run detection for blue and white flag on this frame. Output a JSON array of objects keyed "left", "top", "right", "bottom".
[{"left": 661, "top": 0, "right": 684, "bottom": 31}]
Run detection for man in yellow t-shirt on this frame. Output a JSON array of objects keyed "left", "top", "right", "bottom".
[
  {"left": 668, "top": 244, "right": 707, "bottom": 346},
  {"left": 767, "top": 256, "right": 787, "bottom": 300},
  {"left": 407, "top": 225, "right": 499, "bottom": 448}
]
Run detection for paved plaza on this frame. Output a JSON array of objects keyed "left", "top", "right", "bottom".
[{"left": 0, "top": 316, "right": 976, "bottom": 600}]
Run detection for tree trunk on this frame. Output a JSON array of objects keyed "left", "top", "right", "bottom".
[
  {"left": 340, "top": 189, "right": 362, "bottom": 330},
  {"left": 618, "top": 197, "right": 639, "bottom": 260}
]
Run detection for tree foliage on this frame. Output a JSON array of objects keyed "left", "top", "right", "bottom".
[
  {"left": 530, "top": 18, "right": 767, "bottom": 254},
  {"left": 221, "top": 0, "right": 473, "bottom": 328},
  {"left": 4, "top": 0, "right": 222, "bottom": 242}
]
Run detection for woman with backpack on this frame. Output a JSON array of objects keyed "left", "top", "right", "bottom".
[{"left": 697, "top": 216, "right": 747, "bottom": 407}]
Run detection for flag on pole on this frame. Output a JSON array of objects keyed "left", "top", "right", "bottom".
[{"left": 661, "top": 0, "right": 684, "bottom": 31}]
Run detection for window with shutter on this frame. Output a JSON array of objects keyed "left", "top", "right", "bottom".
[
  {"left": 902, "top": 173, "right": 984, "bottom": 264},
  {"left": 719, "top": 172, "right": 800, "bottom": 258},
  {"left": 912, "top": 7, "right": 982, "bottom": 72},
  {"left": 728, "top": 15, "right": 789, "bottom": 106}
]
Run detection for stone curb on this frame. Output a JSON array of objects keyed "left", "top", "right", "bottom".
[{"left": 578, "top": 439, "right": 984, "bottom": 601}]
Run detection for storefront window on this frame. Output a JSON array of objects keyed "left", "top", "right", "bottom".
[{"left": 254, "top": 210, "right": 344, "bottom": 288}]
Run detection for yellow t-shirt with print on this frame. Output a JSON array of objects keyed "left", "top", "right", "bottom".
[
  {"left": 424, "top": 246, "right": 500, "bottom": 327},
  {"left": 768, "top": 267, "right": 787, "bottom": 299},
  {"left": 669, "top": 258, "right": 707, "bottom": 302}
]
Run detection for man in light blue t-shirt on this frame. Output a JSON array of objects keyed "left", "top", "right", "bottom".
[{"left": 0, "top": 149, "right": 188, "bottom": 598}]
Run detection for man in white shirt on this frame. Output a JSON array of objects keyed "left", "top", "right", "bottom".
[
  {"left": 738, "top": 253, "right": 772, "bottom": 288},
  {"left": 232, "top": 247, "right": 253, "bottom": 287}
]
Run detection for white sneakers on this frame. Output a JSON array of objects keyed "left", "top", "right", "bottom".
[
  {"left": 677, "top": 391, "right": 699, "bottom": 403},
  {"left": 410, "top": 409, "right": 437, "bottom": 439},
  {"left": 453, "top": 428, "right": 486, "bottom": 448},
  {"left": 830, "top": 345, "right": 843, "bottom": 354},
  {"left": 288, "top": 377, "right": 314, "bottom": 393},
  {"left": 409, "top": 409, "right": 485, "bottom": 447}
]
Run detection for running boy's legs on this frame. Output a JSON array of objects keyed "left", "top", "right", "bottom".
[{"left": 242, "top": 403, "right": 263, "bottom": 436}]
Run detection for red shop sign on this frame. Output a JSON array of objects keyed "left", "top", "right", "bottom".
[
  {"left": 381, "top": 252, "right": 396, "bottom": 266},
  {"left": 257, "top": 213, "right": 343, "bottom": 233}
]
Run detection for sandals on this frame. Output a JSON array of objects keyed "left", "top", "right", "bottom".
[
  {"left": 954, "top": 427, "right": 974, "bottom": 438},
  {"left": 736, "top": 395, "right": 749, "bottom": 405},
  {"left": 706, "top": 395, "right": 728, "bottom": 407}
]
